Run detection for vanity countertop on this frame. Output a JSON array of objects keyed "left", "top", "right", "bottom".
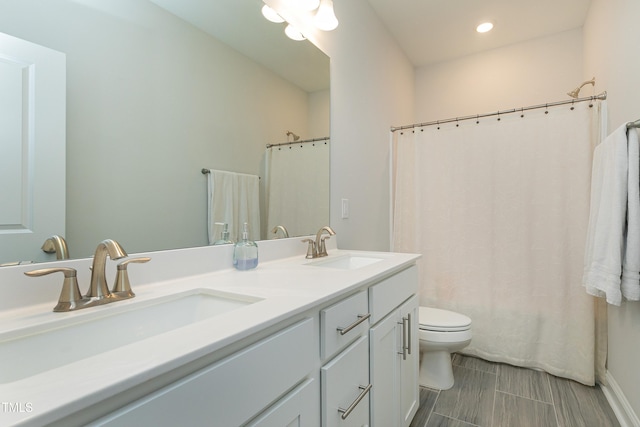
[{"left": 0, "top": 246, "right": 419, "bottom": 427}]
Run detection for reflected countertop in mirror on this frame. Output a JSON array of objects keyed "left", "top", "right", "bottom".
[{"left": 0, "top": 0, "right": 330, "bottom": 264}]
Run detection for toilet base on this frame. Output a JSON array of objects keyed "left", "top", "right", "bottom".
[{"left": 419, "top": 350, "right": 455, "bottom": 390}]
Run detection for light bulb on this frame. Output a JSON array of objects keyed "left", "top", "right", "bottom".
[
  {"left": 314, "top": 0, "right": 338, "bottom": 31},
  {"left": 261, "top": 4, "right": 285, "bottom": 23},
  {"left": 476, "top": 22, "right": 494, "bottom": 33},
  {"left": 285, "top": 24, "right": 306, "bottom": 41},
  {"left": 299, "top": 0, "right": 320, "bottom": 11}
]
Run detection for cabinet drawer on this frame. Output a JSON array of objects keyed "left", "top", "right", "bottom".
[
  {"left": 92, "top": 318, "right": 315, "bottom": 427},
  {"left": 321, "top": 336, "right": 370, "bottom": 427},
  {"left": 369, "top": 266, "right": 418, "bottom": 324},
  {"left": 320, "top": 290, "right": 369, "bottom": 360}
]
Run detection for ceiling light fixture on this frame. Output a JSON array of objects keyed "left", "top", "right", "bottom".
[
  {"left": 476, "top": 22, "right": 494, "bottom": 33},
  {"left": 314, "top": 0, "right": 339, "bottom": 31},
  {"left": 260, "top": 0, "right": 339, "bottom": 38},
  {"left": 284, "top": 24, "right": 306, "bottom": 41},
  {"left": 261, "top": 4, "right": 285, "bottom": 23},
  {"left": 299, "top": 0, "right": 321, "bottom": 12}
]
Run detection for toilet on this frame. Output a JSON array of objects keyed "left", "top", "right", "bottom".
[{"left": 418, "top": 307, "right": 472, "bottom": 390}]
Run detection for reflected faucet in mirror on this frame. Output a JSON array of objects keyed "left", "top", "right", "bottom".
[
  {"left": 41, "top": 235, "right": 70, "bottom": 260},
  {"left": 271, "top": 225, "right": 290, "bottom": 239}
]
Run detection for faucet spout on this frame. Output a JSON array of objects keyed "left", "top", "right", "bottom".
[
  {"left": 315, "top": 226, "right": 336, "bottom": 257},
  {"left": 271, "top": 225, "right": 289, "bottom": 239},
  {"left": 41, "top": 235, "right": 70, "bottom": 260},
  {"left": 87, "top": 239, "right": 128, "bottom": 299}
]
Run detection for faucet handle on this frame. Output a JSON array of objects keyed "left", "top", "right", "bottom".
[
  {"left": 24, "top": 267, "right": 86, "bottom": 312},
  {"left": 112, "top": 257, "right": 151, "bottom": 299},
  {"left": 301, "top": 239, "right": 317, "bottom": 259},
  {"left": 318, "top": 236, "right": 331, "bottom": 257}
]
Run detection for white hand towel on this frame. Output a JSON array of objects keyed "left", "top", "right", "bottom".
[
  {"left": 583, "top": 124, "right": 629, "bottom": 305},
  {"left": 621, "top": 128, "right": 640, "bottom": 300}
]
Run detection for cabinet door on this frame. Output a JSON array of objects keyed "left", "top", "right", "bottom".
[
  {"left": 369, "top": 310, "right": 399, "bottom": 427},
  {"left": 399, "top": 296, "right": 419, "bottom": 427},
  {"left": 246, "top": 378, "right": 319, "bottom": 427}
]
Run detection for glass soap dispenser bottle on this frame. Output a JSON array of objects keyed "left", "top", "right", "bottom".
[{"left": 233, "top": 222, "right": 258, "bottom": 270}]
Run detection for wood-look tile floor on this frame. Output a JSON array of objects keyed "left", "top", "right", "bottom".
[{"left": 409, "top": 354, "right": 620, "bottom": 427}]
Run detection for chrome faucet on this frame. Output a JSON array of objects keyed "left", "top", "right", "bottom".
[
  {"left": 41, "top": 235, "right": 70, "bottom": 260},
  {"left": 271, "top": 225, "right": 289, "bottom": 239},
  {"left": 25, "top": 239, "right": 150, "bottom": 312},
  {"left": 315, "top": 226, "right": 336, "bottom": 257},
  {"left": 87, "top": 239, "right": 128, "bottom": 299},
  {"left": 303, "top": 226, "right": 336, "bottom": 259}
]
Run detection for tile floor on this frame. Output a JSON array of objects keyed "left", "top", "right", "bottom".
[{"left": 409, "top": 354, "right": 620, "bottom": 427}]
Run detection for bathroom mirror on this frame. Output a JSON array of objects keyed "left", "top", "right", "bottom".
[{"left": 0, "top": 0, "right": 330, "bottom": 264}]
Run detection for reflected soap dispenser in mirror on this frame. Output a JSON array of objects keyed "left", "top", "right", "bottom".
[
  {"left": 212, "top": 223, "right": 233, "bottom": 245},
  {"left": 233, "top": 223, "right": 258, "bottom": 271}
]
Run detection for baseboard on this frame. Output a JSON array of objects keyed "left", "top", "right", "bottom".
[{"left": 601, "top": 371, "right": 640, "bottom": 427}]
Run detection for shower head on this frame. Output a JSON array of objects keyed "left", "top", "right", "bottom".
[
  {"left": 567, "top": 77, "right": 595, "bottom": 99},
  {"left": 286, "top": 130, "right": 300, "bottom": 141}
]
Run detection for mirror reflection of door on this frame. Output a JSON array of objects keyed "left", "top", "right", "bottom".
[{"left": 0, "top": 32, "right": 66, "bottom": 265}]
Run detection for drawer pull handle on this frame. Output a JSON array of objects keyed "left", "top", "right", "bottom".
[
  {"left": 407, "top": 312, "right": 412, "bottom": 356},
  {"left": 398, "top": 314, "right": 411, "bottom": 360},
  {"left": 338, "top": 384, "right": 372, "bottom": 420},
  {"left": 337, "top": 313, "right": 371, "bottom": 336}
]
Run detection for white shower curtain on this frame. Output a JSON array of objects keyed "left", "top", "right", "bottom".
[
  {"left": 265, "top": 141, "right": 330, "bottom": 238},
  {"left": 393, "top": 102, "right": 607, "bottom": 385}
]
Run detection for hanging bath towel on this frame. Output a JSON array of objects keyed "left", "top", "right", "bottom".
[
  {"left": 583, "top": 124, "right": 630, "bottom": 305},
  {"left": 206, "top": 169, "right": 260, "bottom": 244}
]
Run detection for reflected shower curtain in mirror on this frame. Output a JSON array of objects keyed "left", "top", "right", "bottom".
[
  {"left": 265, "top": 141, "right": 329, "bottom": 238},
  {"left": 392, "top": 102, "right": 607, "bottom": 385}
]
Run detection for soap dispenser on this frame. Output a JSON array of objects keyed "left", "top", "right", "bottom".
[
  {"left": 233, "top": 222, "right": 258, "bottom": 270},
  {"left": 212, "top": 222, "right": 233, "bottom": 245}
]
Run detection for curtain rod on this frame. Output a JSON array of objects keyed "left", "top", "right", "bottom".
[
  {"left": 628, "top": 119, "right": 640, "bottom": 129},
  {"left": 266, "top": 136, "right": 329, "bottom": 149},
  {"left": 390, "top": 91, "right": 608, "bottom": 132}
]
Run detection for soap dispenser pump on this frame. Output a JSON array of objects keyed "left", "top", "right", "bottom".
[
  {"left": 233, "top": 222, "right": 258, "bottom": 270},
  {"left": 213, "top": 222, "right": 233, "bottom": 245}
]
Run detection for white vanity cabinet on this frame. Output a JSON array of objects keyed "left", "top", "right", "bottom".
[
  {"left": 91, "top": 318, "right": 318, "bottom": 427},
  {"left": 369, "top": 266, "right": 419, "bottom": 427},
  {"left": 319, "top": 290, "right": 371, "bottom": 427}
]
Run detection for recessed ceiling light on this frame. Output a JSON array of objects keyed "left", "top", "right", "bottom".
[{"left": 476, "top": 22, "right": 494, "bottom": 33}]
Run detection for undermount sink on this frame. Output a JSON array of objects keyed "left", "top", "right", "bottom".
[
  {"left": 0, "top": 289, "right": 261, "bottom": 384},
  {"left": 307, "top": 254, "right": 384, "bottom": 270}
]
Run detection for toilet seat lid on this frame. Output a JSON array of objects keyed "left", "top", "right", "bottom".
[{"left": 419, "top": 307, "right": 471, "bottom": 332}]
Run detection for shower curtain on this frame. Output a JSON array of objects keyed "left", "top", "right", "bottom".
[
  {"left": 265, "top": 141, "right": 329, "bottom": 238},
  {"left": 393, "top": 101, "right": 607, "bottom": 385}
]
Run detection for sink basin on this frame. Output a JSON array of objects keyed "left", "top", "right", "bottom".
[
  {"left": 0, "top": 289, "right": 261, "bottom": 384},
  {"left": 307, "top": 254, "right": 384, "bottom": 270}
]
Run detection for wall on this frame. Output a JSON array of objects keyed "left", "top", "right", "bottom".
[
  {"left": 0, "top": 0, "right": 316, "bottom": 258},
  {"left": 584, "top": 0, "right": 640, "bottom": 420},
  {"left": 313, "top": 0, "right": 415, "bottom": 251},
  {"left": 415, "top": 29, "right": 584, "bottom": 121}
]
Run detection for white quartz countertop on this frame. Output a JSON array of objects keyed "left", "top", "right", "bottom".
[{"left": 0, "top": 248, "right": 419, "bottom": 427}]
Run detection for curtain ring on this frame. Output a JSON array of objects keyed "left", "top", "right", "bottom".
[
  {"left": 456, "top": 118, "right": 459, "bottom": 127},
  {"left": 476, "top": 114, "right": 479, "bottom": 124},
  {"left": 437, "top": 120, "right": 440, "bottom": 130},
  {"left": 545, "top": 104, "right": 549, "bottom": 114},
  {"left": 497, "top": 111, "right": 501, "bottom": 121},
  {"left": 570, "top": 99, "right": 575, "bottom": 111},
  {"left": 520, "top": 107, "right": 524, "bottom": 118}
]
